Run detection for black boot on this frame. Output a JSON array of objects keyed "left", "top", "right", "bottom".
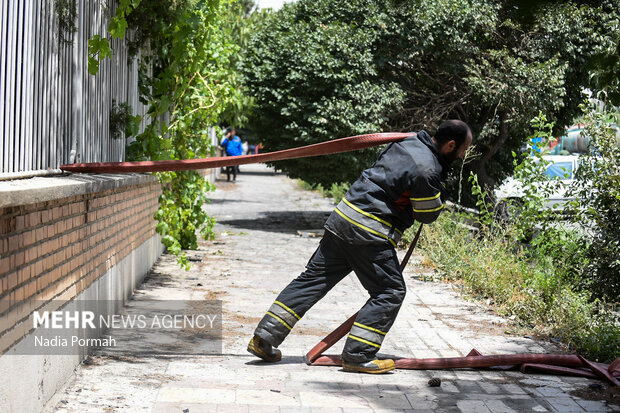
[{"left": 247, "top": 335, "right": 282, "bottom": 362}]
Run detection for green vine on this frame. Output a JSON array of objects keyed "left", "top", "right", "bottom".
[
  {"left": 54, "top": 0, "right": 77, "bottom": 45},
  {"left": 89, "top": 0, "right": 249, "bottom": 269},
  {"left": 88, "top": 0, "right": 141, "bottom": 75},
  {"left": 109, "top": 100, "right": 142, "bottom": 140}
]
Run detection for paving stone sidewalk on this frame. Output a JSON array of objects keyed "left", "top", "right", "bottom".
[{"left": 46, "top": 164, "right": 618, "bottom": 413}]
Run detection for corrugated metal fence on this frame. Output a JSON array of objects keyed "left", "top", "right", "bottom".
[{"left": 0, "top": 0, "right": 149, "bottom": 177}]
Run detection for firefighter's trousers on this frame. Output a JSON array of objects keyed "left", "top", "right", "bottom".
[{"left": 254, "top": 230, "right": 406, "bottom": 363}]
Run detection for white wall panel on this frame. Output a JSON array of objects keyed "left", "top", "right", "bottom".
[{"left": 1, "top": 0, "right": 150, "bottom": 175}]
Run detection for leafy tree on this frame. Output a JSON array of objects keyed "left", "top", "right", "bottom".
[
  {"left": 218, "top": 0, "right": 264, "bottom": 129},
  {"left": 243, "top": 0, "right": 620, "bottom": 195},
  {"left": 242, "top": 0, "right": 405, "bottom": 186}
]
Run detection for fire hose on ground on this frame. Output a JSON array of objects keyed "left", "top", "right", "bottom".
[
  {"left": 60, "top": 133, "right": 620, "bottom": 386},
  {"left": 304, "top": 224, "right": 620, "bottom": 386}
]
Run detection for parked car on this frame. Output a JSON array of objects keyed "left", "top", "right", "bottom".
[{"left": 494, "top": 155, "right": 579, "bottom": 211}]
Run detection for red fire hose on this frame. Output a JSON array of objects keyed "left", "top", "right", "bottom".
[{"left": 59, "top": 132, "right": 414, "bottom": 173}]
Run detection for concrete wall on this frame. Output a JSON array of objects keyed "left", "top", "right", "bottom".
[{"left": 0, "top": 173, "right": 164, "bottom": 412}]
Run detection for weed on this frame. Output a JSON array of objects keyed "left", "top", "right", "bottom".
[
  {"left": 406, "top": 213, "right": 619, "bottom": 362},
  {"left": 298, "top": 180, "right": 350, "bottom": 204}
]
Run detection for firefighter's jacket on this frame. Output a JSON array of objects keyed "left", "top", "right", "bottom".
[{"left": 324, "top": 130, "right": 449, "bottom": 247}]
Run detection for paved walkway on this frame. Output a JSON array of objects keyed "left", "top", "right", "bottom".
[{"left": 46, "top": 164, "right": 618, "bottom": 412}]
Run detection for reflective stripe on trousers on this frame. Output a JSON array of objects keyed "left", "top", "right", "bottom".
[
  {"left": 265, "top": 300, "right": 301, "bottom": 331},
  {"left": 348, "top": 322, "right": 387, "bottom": 348},
  {"left": 253, "top": 231, "right": 405, "bottom": 362}
]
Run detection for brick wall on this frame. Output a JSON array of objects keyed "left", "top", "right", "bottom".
[{"left": 0, "top": 180, "right": 161, "bottom": 354}]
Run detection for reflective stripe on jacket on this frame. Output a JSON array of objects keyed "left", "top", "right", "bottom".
[{"left": 324, "top": 130, "right": 448, "bottom": 245}]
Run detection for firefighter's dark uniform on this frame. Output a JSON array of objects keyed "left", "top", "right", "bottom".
[{"left": 254, "top": 130, "right": 449, "bottom": 362}]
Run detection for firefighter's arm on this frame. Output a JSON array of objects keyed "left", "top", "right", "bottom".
[{"left": 409, "top": 175, "right": 444, "bottom": 224}]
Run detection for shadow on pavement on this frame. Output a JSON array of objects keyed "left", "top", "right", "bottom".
[
  {"left": 219, "top": 210, "right": 331, "bottom": 234},
  {"left": 245, "top": 355, "right": 307, "bottom": 366}
]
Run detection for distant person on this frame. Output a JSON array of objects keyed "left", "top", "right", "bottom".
[{"left": 220, "top": 129, "right": 243, "bottom": 182}]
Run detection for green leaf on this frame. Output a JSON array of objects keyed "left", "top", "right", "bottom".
[
  {"left": 88, "top": 56, "right": 99, "bottom": 75},
  {"left": 109, "top": 16, "right": 129, "bottom": 39}
]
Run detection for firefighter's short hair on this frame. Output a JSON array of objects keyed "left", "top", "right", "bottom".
[{"left": 435, "top": 120, "right": 471, "bottom": 148}]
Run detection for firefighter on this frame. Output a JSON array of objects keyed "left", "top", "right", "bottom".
[{"left": 248, "top": 120, "right": 473, "bottom": 373}]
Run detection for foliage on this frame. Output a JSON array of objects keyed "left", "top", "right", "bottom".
[
  {"left": 586, "top": 2, "right": 620, "bottom": 105},
  {"left": 400, "top": 105, "right": 620, "bottom": 361},
  {"left": 468, "top": 173, "right": 494, "bottom": 228},
  {"left": 242, "top": 0, "right": 405, "bottom": 186},
  {"left": 564, "top": 100, "right": 620, "bottom": 300},
  {"left": 154, "top": 171, "right": 217, "bottom": 262},
  {"left": 217, "top": 1, "right": 266, "bottom": 128},
  {"left": 88, "top": 0, "right": 142, "bottom": 75},
  {"left": 500, "top": 114, "right": 568, "bottom": 240},
  {"left": 243, "top": 0, "right": 620, "bottom": 195},
  {"left": 89, "top": 0, "right": 252, "bottom": 268},
  {"left": 54, "top": 0, "right": 77, "bottom": 45},
  {"left": 324, "top": 182, "right": 351, "bottom": 204},
  {"left": 405, "top": 210, "right": 618, "bottom": 362},
  {"left": 490, "top": 114, "right": 587, "bottom": 283},
  {"left": 299, "top": 180, "right": 351, "bottom": 204},
  {"left": 496, "top": 104, "right": 620, "bottom": 301},
  {"left": 109, "top": 101, "right": 142, "bottom": 140},
  {"left": 128, "top": 1, "right": 246, "bottom": 268},
  {"left": 88, "top": 35, "right": 113, "bottom": 76}
]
